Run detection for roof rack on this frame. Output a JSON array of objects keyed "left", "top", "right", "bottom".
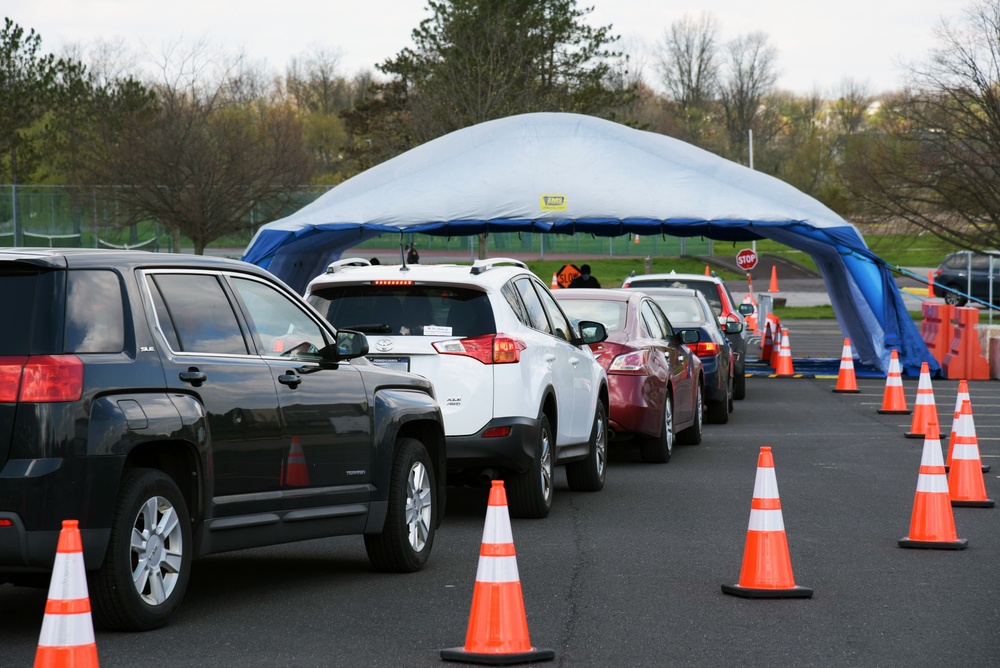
[
  {"left": 325, "top": 258, "right": 371, "bottom": 274},
  {"left": 469, "top": 257, "right": 528, "bottom": 275}
]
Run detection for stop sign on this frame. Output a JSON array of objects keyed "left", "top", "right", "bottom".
[{"left": 736, "top": 248, "right": 758, "bottom": 271}]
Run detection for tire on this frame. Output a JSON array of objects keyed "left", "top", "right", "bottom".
[
  {"left": 567, "top": 401, "right": 608, "bottom": 492},
  {"left": 733, "top": 364, "right": 746, "bottom": 400},
  {"left": 90, "top": 468, "right": 193, "bottom": 631},
  {"left": 943, "top": 291, "right": 966, "bottom": 307},
  {"left": 677, "top": 383, "right": 703, "bottom": 445},
  {"left": 365, "top": 438, "right": 436, "bottom": 572},
  {"left": 508, "top": 414, "right": 554, "bottom": 519},
  {"left": 708, "top": 395, "right": 729, "bottom": 424},
  {"left": 641, "top": 391, "right": 673, "bottom": 464}
]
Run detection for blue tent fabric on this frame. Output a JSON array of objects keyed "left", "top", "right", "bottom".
[{"left": 242, "top": 112, "right": 937, "bottom": 374}]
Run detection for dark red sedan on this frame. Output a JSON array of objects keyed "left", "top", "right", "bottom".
[{"left": 555, "top": 289, "right": 704, "bottom": 463}]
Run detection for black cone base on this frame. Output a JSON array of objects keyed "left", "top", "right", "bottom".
[
  {"left": 441, "top": 646, "right": 555, "bottom": 665},
  {"left": 898, "top": 537, "right": 968, "bottom": 550},
  {"left": 951, "top": 498, "right": 995, "bottom": 508},
  {"left": 878, "top": 409, "right": 912, "bottom": 415},
  {"left": 832, "top": 388, "right": 861, "bottom": 394},
  {"left": 904, "top": 432, "right": 926, "bottom": 439},
  {"left": 721, "top": 583, "right": 813, "bottom": 599}
]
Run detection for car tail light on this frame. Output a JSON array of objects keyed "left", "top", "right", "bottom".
[
  {"left": 433, "top": 334, "right": 525, "bottom": 364},
  {"left": 691, "top": 342, "right": 721, "bottom": 358},
  {"left": 608, "top": 349, "right": 650, "bottom": 375},
  {"left": 622, "top": 280, "right": 631, "bottom": 288},
  {"left": 11, "top": 355, "right": 84, "bottom": 402},
  {"left": 0, "top": 519, "right": 12, "bottom": 527},
  {"left": 482, "top": 426, "right": 512, "bottom": 438},
  {"left": 0, "top": 356, "right": 27, "bottom": 402}
]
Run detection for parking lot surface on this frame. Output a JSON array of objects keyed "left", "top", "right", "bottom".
[{"left": 2, "top": 323, "right": 999, "bottom": 667}]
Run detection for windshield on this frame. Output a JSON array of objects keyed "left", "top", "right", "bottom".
[
  {"left": 630, "top": 278, "right": 722, "bottom": 313},
  {"left": 645, "top": 295, "right": 708, "bottom": 327},
  {"left": 558, "top": 299, "right": 626, "bottom": 331}
]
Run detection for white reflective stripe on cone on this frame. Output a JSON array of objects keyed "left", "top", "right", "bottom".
[
  {"left": 47, "top": 553, "right": 90, "bottom": 600},
  {"left": 747, "top": 509, "right": 785, "bottom": 532},
  {"left": 481, "top": 506, "right": 514, "bottom": 544},
  {"left": 752, "top": 467, "right": 779, "bottom": 500},
  {"left": 952, "top": 443, "right": 981, "bottom": 460},
  {"left": 37, "top": 612, "right": 96, "bottom": 646},
  {"left": 475, "top": 555, "right": 520, "bottom": 584},
  {"left": 916, "top": 474, "right": 950, "bottom": 493}
]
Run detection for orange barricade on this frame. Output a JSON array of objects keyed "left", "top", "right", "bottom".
[
  {"left": 942, "top": 308, "right": 990, "bottom": 380},
  {"left": 920, "top": 303, "right": 955, "bottom": 364}
]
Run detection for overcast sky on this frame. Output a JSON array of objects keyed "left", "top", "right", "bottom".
[{"left": 10, "top": 0, "right": 956, "bottom": 95}]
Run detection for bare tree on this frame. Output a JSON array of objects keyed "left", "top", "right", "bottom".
[
  {"left": 832, "top": 77, "right": 873, "bottom": 134},
  {"left": 656, "top": 14, "right": 719, "bottom": 110},
  {"left": 719, "top": 31, "right": 780, "bottom": 165},
  {"left": 842, "top": 0, "right": 1000, "bottom": 249},
  {"left": 84, "top": 43, "right": 310, "bottom": 253}
]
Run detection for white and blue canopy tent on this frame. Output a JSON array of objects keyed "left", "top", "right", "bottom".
[{"left": 242, "top": 112, "right": 935, "bottom": 375}]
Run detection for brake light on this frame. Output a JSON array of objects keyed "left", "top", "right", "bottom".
[
  {"left": 433, "top": 334, "right": 525, "bottom": 364},
  {"left": 373, "top": 279, "right": 414, "bottom": 286},
  {"left": 15, "top": 355, "right": 84, "bottom": 402},
  {"left": 608, "top": 349, "right": 650, "bottom": 375},
  {"left": 622, "top": 280, "right": 631, "bottom": 288},
  {"left": 691, "top": 342, "right": 721, "bottom": 358},
  {"left": 482, "top": 426, "right": 512, "bottom": 438},
  {"left": 0, "top": 356, "right": 27, "bottom": 402}
]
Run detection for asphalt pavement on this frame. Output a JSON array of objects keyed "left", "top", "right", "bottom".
[{"left": 2, "top": 320, "right": 999, "bottom": 667}]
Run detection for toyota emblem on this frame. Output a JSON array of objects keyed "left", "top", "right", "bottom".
[{"left": 375, "top": 338, "right": 394, "bottom": 352}]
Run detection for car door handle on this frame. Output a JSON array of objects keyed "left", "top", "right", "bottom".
[
  {"left": 179, "top": 368, "right": 206, "bottom": 387},
  {"left": 544, "top": 354, "right": 557, "bottom": 364},
  {"left": 568, "top": 356, "right": 580, "bottom": 367},
  {"left": 278, "top": 371, "right": 302, "bottom": 388}
]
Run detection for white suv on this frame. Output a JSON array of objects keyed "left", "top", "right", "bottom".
[{"left": 305, "top": 258, "right": 610, "bottom": 518}]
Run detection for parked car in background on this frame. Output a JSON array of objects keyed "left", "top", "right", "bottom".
[
  {"left": 626, "top": 287, "right": 735, "bottom": 425},
  {"left": 0, "top": 249, "right": 446, "bottom": 631},
  {"left": 554, "top": 289, "right": 705, "bottom": 462},
  {"left": 305, "top": 258, "right": 610, "bottom": 519},
  {"left": 622, "top": 271, "right": 752, "bottom": 401},
  {"left": 933, "top": 250, "right": 1000, "bottom": 306}
]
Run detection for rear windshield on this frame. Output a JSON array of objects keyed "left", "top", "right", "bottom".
[
  {"left": 630, "top": 278, "right": 722, "bottom": 313},
  {"left": 646, "top": 295, "right": 709, "bottom": 327},
  {"left": 0, "top": 271, "right": 40, "bottom": 355},
  {"left": 308, "top": 285, "right": 496, "bottom": 337},
  {"left": 558, "top": 299, "right": 626, "bottom": 331}
]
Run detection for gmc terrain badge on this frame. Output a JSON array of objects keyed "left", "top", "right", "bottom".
[{"left": 375, "top": 339, "right": 394, "bottom": 352}]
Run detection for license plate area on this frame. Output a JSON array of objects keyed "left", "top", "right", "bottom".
[{"left": 369, "top": 356, "right": 410, "bottom": 372}]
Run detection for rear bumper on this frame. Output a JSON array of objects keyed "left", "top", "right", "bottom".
[
  {"left": 607, "top": 375, "right": 660, "bottom": 437},
  {"left": 445, "top": 416, "right": 541, "bottom": 474},
  {"left": 0, "top": 512, "right": 111, "bottom": 572}
]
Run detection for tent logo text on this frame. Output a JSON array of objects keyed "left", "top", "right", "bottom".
[{"left": 540, "top": 194, "right": 567, "bottom": 211}]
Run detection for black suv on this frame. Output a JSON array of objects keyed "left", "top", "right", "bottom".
[
  {"left": 0, "top": 249, "right": 445, "bottom": 630},
  {"left": 933, "top": 250, "right": 1000, "bottom": 306}
]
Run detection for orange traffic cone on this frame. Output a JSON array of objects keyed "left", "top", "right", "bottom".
[
  {"left": 774, "top": 328, "right": 795, "bottom": 377},
  {"left": 948, "top": 399, "right": 995, "bottom": 508},
  {"left": 281, "top": 437, "right": 310, "bottom": 487},
  {"left": 760, "top": 321, "right": 774, "bottom": 362},
  {"left": 34, "top": 520, "right": 99, "bottom": 668},
  {"left": 550, "top": 273, "right": 559, "bottom": 290},
  {"left": 441, "top": 480, "right": 554, "bottom": 664},
  {"left": 704, "top": 265, "right": 711, "bottom": 276},
  {"left": 832, "top": 338, "right": 860, "bottom": 393},
  {"left": 898, "top": 423, "right": 967, "bottom": 549},
  {"left": 877, "top": 350, "right": 911, "bottom": 415},
  {"left": 769, "top": 325, "right": 782, "bottom": 368},
  {"left": 905, "top": 362, "right": 939, "bottom": 438},
  {"left": 722, "top": 447, "right": 812, "bottom": 598},
  {"left": 742, "top": 293, "right": 758, "bottom": 333},
  {"left": 768, "top": 265, "right": 779, "bottom": 292},
  {"left": 944, "top": 381, "right": 988, "bottom": 472}
]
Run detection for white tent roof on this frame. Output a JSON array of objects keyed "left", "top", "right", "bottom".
[{"left": 243, "top": 112, "right": 935, "bottom": 374}]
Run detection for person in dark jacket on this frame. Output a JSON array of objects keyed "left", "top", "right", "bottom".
[
  {"left": 569, "top": 264, "right": 601, "bottom": 288},
  {"left": 406, "top": 243, "right": 420, "bottom": 264}
]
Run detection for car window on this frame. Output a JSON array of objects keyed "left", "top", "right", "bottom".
[
  {"left": 148, "top": 273, "right": 248, "bottom": 355},
  {"left": 648, "top": 301, "right": 674, "bottom": 337},
  {"left": 513, "top": 278, "right": 551, "bottom": 334},
  {"left": 640, "top": 301, "right": 664, "bottom": 339},
  {"left": 632, "top": 278, "right": 722, "bottom": 313},
  {"left": 0, "top": 270, "right": 40, "bottom": 355},
  {"left": 535, "top": 283, "right": 573, "bottom": 342},
  {"left": 501, "top": 282, "right": 530, "bottom": 327},
  {"left": 558, "top": 299, "right": 626, "bottom": 331},
  {"left": 231, "top": 277, "right": 328, "bottom": 359},
  {"left": 65, "top": 270, "right": 125, "bottom": 354},
  {"left": 309, "top": 284, "right": 495, "bottom": 337},
  {"left": 647, "top": 295, "right": 707, "bottom": 327}
]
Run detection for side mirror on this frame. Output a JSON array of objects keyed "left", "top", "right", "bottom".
[
  {"left": 738, "top": 303, "right": 754, "bottom": 315},
  {"left": 577, "top": 320, "right": 608, "bottom": 345},
  {"left": 319, "top": 329, "right": 369, "bottom": 365},
  {"left": 724, "top": 321, "right": 744, "bottom": 334},
  {"left": 677, "top": 329, "right": 701, "bottom": 344}
]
